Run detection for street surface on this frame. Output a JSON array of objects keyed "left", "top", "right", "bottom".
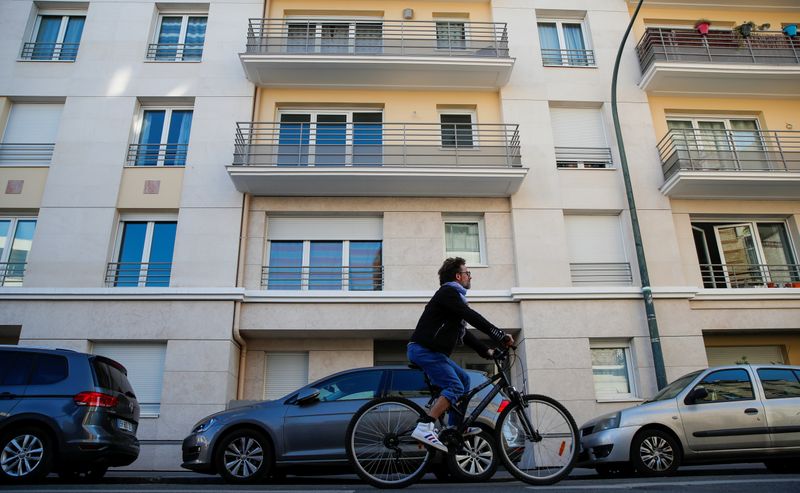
[{"left": 3, "top": 465, "right": 799, "bottom": 493}]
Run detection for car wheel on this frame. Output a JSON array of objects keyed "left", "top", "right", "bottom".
[
  {"left": 215, "top": 429, "right": 272, "bottom": 484},
  {"left": 630, "top": 429, "right": 681, "bottom": 477},
  {"left": 446, "top": 429, "right": 498, "bottom": 482},
  {"left": 58, "top": 465, "right": 108, "bottom": 482},
  {"left": 595, "top": 463, "right": 635, "bottom": 478},
  {"left": 764, "top": 460, "right": 795, "bottom": 474},
  {"left": 0, "top": 427, "right": 54, "bottom": 484}
]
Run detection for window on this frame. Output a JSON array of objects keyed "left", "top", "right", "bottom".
[
  {"left": 0, "top": 351, "right": 35, "bottom": 385},
  {"left": 110, "top": 219, "right": 177, "bottom": 287},
  {"left": 387, "top": 370, "right": 430, "bottom": 398},
  {"left": 22, "top": 12, "right": 85, "bottom": 61},
  {"left": 149, "top": 14, "right": 207, "bottom": 61},
  {"left": 265, "top": 217, "right": 383, "bottom": 291},
  {"left": 316, "top": 370, "right": 382, "bottom": 402},
  {"left": 29, "top": 354, "right": 68, "bottom": 385},
  {"left": 706, "top": 345, "right": 786, "bottom": 366},
  {"left": 436, "top": 21, "right": 467, "bottom": 50},
  {"left": 264, "top": 352, "right": 308, "bottom": 400},
  {"left": 667, "top": 118, "right": 764, "bottom": 170},
  {"left": 286, "top": 20, "right": 383, "bottom": 54},
  {"left": 444, "top": 216, "right": 485, "bottom": 265},
  {"left": 440, "top": 113, "right": 475, "bottom": 148},
  {"left": 692, "top": 368, "right": 754, "bottom": 403},
  {"left": 692, "top": 221, "right": 799, "bottom": 288},
  {"left": 130, "top": 107, "right": 193, "bottom": 166},
  {"left": 92, "top": 343, "right": 166, "bottom": 416},
  {"left": 538, "top": 20, "right": 593, "bottom": 66},
  {"left": 0, "top": 217, "right": 37, "bottom": 286},
  {"left": 757, "top": 369, "right": 800, "bottom": 399},
  {"left": 277, "top": 111, "right": 383, "bottom": 166},
  {"left": 591, "top": 342, "right": 637, "bottom": 400},
  {"left": 550, "top": 107, "right": 611, "bottom": 168},
  {"left": 0, "top": 103, "right": 63, "bottom": 165},
  {"left": 565, "top": 215, "right": 631, "bottom": 285}
]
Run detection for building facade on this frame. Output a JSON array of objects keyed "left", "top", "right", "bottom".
[{"left": 1, "top": 0, "right": 798, "bottom": 470}]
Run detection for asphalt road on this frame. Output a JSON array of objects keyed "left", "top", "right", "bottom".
[{"left": 3, "top": 465, "right": 799, "bottom": 492}]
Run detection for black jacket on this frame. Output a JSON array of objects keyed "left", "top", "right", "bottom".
[{"left": 410, "top": 284, "right": 507, "bottom": 357}]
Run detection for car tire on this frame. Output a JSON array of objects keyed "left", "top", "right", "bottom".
[
  {"left": 595, "top": 463, "right": 635, "bottom": 478},
  {"left": 446, "top": 429, "right": 498, "bottom": 482},
  {"left": 764, "top": 460, "right": 795, "bottom": 474},
  {"left": 0, "top": 426, "right": 54, "bottom": 484},
  {"left": 215, "top": 429, "right": 272, "bottom": 484},
  {"left": 58, "top": 465, "right": 108, "bottom": 482},
  {"left": 630, "top": 429, "right": 681, "bottom": 477}
]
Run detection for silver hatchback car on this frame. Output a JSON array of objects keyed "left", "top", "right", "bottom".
[{"left": 579, "top": 364, "right": 800, "bottom": 477}]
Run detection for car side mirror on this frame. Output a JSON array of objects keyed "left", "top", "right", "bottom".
[
  {"left": 296, "top": 388, "right": 320, "bottom": 405},
  {"left": 684, "top": 386, "right": 708, "bottom": 405}
]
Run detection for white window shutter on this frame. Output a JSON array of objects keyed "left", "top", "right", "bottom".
[
  {"left": 92, "top": 342, "right": 167, "bottom": 417},
  {"left": 549, "top": 107, "right": 607, "bottom": 148},
  {"left": 268, "top": 217, "right": 382, "bottom": 241},
  {"left": 3, "top": 103, "right": 64, "bottom": 143},
  {"left": 706, "top": 346, "right": 785, "bottom": 366},
  {"left": 564, "top": 215, "right": 626, "bottom": 263},
  {"left": 264, "top": 352, "right": 309, "bottom": 400}
]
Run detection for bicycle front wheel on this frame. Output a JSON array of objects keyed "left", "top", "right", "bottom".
[
  {"left": 346, "top": 396, "right": 432, "bottom": 489},
  {"left": 495, "top": 394, "right": 579, "bottom": 485}
]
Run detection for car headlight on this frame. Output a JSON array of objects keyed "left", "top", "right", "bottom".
[
  {"left": 593, "top": 412, "right": 621, "bottom": 433},
  {"left": 192, "top": 417, "right": 217, "bottom": 434}
]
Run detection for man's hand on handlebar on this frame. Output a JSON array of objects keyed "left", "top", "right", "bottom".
[{"left": 502, "top": 334, "right": 515, "bottom": 348}]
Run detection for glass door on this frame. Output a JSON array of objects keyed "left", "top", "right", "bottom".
[
  {"left": 320, "top": 23, "right": 350, "bottom": 53},
  {"left": 277, "top": 114, "right": 311, "bottom": 166},
  {"left": 314, "top": 115, "right": 347, "bottom": 166},
  {"left": 714, "top": 223, "right": 763, "bottom": 287},
  {"left": 352, "top": 113, "right": 383, "bottom": 166},
  {"left": 729, "top": 120, "right": 766, "bottom": 171},
  {"left": 355, "top": 23, "right": 383, "bottom": 54}
]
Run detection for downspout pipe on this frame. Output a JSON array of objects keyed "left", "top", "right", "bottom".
[{"left": 611, "top": 0, "right": 668, "bottom": 389}]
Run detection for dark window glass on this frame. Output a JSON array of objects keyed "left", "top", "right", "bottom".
[
  {"left": 440, "top": 114, "right": 474, "bottom": 148},
  {"left": 29, "top": 354, "right": 68, "bottom": 385},
  {"left": 92, "top": 358, "right": 135, "bottom": 396},
  {"left": 0, "top": 352, "right": 35, "bottom": 386},
  {"left": 388, "top": 370, "right": 430, "bottom": 398},
  {"left": 317, "top": 370, "right": 382, "bottom": 402},
  {"left": 758, "top": 368, "right": 800, "bottom": 399},
  {"left": 694, "top": 369, "right": 754, "bottom": 403},
  {"left": 650, "top": 370, "right": 702, "bottom": 402}
]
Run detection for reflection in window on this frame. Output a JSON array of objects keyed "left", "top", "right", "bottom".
[
  {"left": 694, "top": 369, "right": 754, "bottom": 403},
  {"left": 757, "top": 369, "right": 800, "bottom": 399},
  {"left": 317, "top": 371, "right": 382, "bottom": 402}
]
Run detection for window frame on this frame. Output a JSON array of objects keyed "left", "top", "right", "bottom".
[
  {"left": 443, "top": 215, "right": 487, "bottom": 267},
  {"left": 111, "top": 214, "right": 178, "bottom": 287},
  {"left": 438, "top": 110, "right": 479, "bottom": 149},
  {"left": 130, "top": 105, "right": 194, "bottom": 167},
  {"left": 590, "top": 340, "right": 638, "bottom": 402},
  {"left": 434, "top": 19, "right": 469, "bottom": 51},
  {"left": 0, "top": 216, "right": 38, "bottom": 287},
  {"left": 150, "top": 13, "right": 208, "bottom": 61},
  {"left": 24, "top": 10, "right": 86, "bottom": 62},
  {"left": 537, "top": 18, "right": 593, "bottom": 67}
]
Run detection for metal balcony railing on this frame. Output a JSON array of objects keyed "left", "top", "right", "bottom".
[
  {"left": 20, "top": 42, "right": 81, "bottom": 61},
  {"left": 637, "top": 28, "right": 800, "bottom": 72},
  {"left": 657, "top": 129, "right": 800, "bottom": 179},
  {"left": 700, "top": 263, "right": 800, "bottom": 289},
  {"left": 555, "top": 147, "right": 613, "bottom": 168},
  {"left": 0, "top": 263, "right": 26, "bottom": 287},
  {"left": 261, "top": 266, "right": 384, "bottom": 291},
  {"left": 245, "top": 19, "right": 510, "bottom": 58},
  {"left": 570, "top": 263, "right": 633, "bottom": 285},
  {"left": 106, "top": 262, "right": 172, "bottom": 287},
  {"left": 233, "top": 122, "right": 521, "bottom": 168},
  {"left": 541, "top": 48, "right": 596, "bottom": 67},
  {"left": 127, "top": 143, "right": 189, "bottom": 166},
  {"left": 0, "top": 143, "right": 55, "bottom": 165},
  {"left": 146, "top": 43, "right": 205, "bottom": 61}
]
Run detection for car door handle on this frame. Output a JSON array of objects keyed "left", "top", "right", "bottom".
[{"left": 744, "top": 408, "right": 759, "bottom": 415}]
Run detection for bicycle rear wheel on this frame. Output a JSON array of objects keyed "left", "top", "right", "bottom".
[
  {"left": 495, "top": 394, "right": 579, "bottom": 485},
  {"left": 346, "top": 396, "right": 432, "bottom": 489}
]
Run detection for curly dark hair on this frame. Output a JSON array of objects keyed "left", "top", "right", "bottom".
[{"left": 438, "top": 257, "right": 466, "bottom": 285}]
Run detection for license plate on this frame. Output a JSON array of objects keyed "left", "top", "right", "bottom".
[{"left": 117, "top": 419, "right": 135, "bottom": 433}]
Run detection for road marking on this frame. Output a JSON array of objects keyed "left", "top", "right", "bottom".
[{"left": 528, "top": 478, "right": 800, "bottom": 490}]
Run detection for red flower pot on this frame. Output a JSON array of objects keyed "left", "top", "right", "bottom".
[{"left": 696, "top": 22, "right": 710, "bottom": 35}]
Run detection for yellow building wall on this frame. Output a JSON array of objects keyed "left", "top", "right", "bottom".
[
  {"left": 255, "top": 88, "right": 502, "bottom": 124},
  {"left": 629, "top": 5, "right": 798, "bottom": 38},
  {"left": 704, "top": 333, "right": 800, "bottom": 365},
  {"left": 269, "top": 0, "right": 493, "bottom": 23}
]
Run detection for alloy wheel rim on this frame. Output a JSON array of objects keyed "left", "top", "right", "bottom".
[
  {"left": 455, "top": 435, "right": 493, "bottom": 475},
  {"left": 223, "top": 436, "right": 264, "bottom": 478},
  {"left": 1, "top": 434, "right": 44, "bottom": 477},
  {"left": 639, "top": 436, "right": 674, "bottom": 471}
]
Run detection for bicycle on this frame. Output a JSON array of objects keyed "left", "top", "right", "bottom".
[{"left": 345, "top": 346, "right": 579, "bottom": 488}]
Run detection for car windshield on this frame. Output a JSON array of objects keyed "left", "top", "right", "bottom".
[{"left": 646, "top": 370, "right": 703, "bottom": 402}]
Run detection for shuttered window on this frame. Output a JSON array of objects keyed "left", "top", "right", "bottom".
[
  {"left": 2, "top": 103, "right": 63, "bottom": 143},
  {"left": 706, "top": 345, "right": 786, "bottom": 367},
  {"left": 92, "top": 342, "right": 167, "bottom": 417},
  {"left": 264, "top": 352, "right": 309, "bottom": 400},
  {"left": 550, "top": 107, "right": 611, "bottom": 168}
]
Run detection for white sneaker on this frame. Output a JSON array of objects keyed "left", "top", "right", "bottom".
[
  {"left": 463, "top": 426, "right": 482, "bottom": 437},
  {"left": 411, "top": 421, "right": 448, "bottom": 452}
]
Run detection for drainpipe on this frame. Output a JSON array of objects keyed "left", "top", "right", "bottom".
[
  {"left": 233, "top": 192, "right": 251, "bottom": 400},
  {"left": 611, "top": 0, "right": 668, "bottom": 389}
]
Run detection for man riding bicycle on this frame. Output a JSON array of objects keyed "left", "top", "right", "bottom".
[{"left": 408, "top": 257, "right": 514, "bottom": 451}]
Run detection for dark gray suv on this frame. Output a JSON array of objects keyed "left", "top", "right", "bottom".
[{"left": 0, "top": 346, "right": 140, "bottom": 483}]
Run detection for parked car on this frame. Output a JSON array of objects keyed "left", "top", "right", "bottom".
[
  {"left": 182, "top": 365, "right": 508, "bottom": 484},
  {"left": 578, "top": 364, "right": 800, "bottom": 477},
  {"left": 0, "top": 346, "right": 140, "bottom": 483}
]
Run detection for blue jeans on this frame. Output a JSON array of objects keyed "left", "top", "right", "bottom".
[{"left": 407, "top": 342, "right": 470, "bottom": 426}]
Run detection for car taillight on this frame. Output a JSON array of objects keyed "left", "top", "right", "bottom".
[
  {"left": 74, "top": 392, "right": 118, "bottom": 408},
  {"left": 498, "top": 399, "right": 510, "bottom": 414}
]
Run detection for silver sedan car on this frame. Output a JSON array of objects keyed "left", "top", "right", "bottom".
[{"left": 578, "top": 364, "right": 800, "bottom": 477}]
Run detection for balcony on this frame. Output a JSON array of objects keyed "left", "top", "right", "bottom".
[
  {"left": 227, "top": 121, "right": 525, "bottom": 197},
  {"left": 145, "top": 43, "right": 205, "bottom": 62},
  {"left": 19, "top": 42, "right": 80, "bottom": 61},
  {"left": 570, "top": 263, "right": 633, "bottom": 286},
  {"left": 555, "top": 147, "right": 613, "bottom": 169},
  {"left": 701, "top": 263, "right": 800, "bottom": 289},
  {"left": 0, "top": 143, "right": 55, "bottom": 166},
  {"left": 0, "top": 263, "right": 26, "bottom": 287},
  {"left": 262, "top": 266, "right": 383, "bottom": 291},
  {"left": 658, "top": 129, "right": 800, "bottom": 199},
  {"left": 240, "top": 19, "right": 513, "bottom": 89},
  {"left": 636, "top": 28, "right": 800, "bottom": 96},
  {"left": 126, "top": 143, "right": 188, "bottom": 167},
  {"left": 105, "top": 262, "right": 172, "bottom": 287},
  {"left": 541, "top": 49, "right": 596, "bottom": 67}
]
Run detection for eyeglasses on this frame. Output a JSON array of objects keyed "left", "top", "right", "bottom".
[{"left": 457, "top": 270, "right": 471, "bottom": 277}]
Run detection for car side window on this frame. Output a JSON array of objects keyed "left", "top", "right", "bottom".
[
  {"left": 694, "top": 368, "right": 754, "bottom": 403},
  {"left": 317, "top": 371, "right": 382, "bottom": 402},
  {"left": 758, "top": 368, "right": 800, "bottom": 399},
  {"left": 0, "top": 352, "right": 35, "bottom": 386},
  {"left": 29, "top": 354, "right": 69, "bottom": 385},
  {"left": 387, "top": 370, "right": 430, "bottom": 398}
]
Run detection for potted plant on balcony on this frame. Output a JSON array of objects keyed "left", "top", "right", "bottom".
[
  {"left": 695, "top": 19, "right": 712, "bottom": 35},
  {"left": 735, "top": 21, "right": 757, "bottom": 38},
  {"left": 784, "top": 24, "right": 798, "bottom": 37}
]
